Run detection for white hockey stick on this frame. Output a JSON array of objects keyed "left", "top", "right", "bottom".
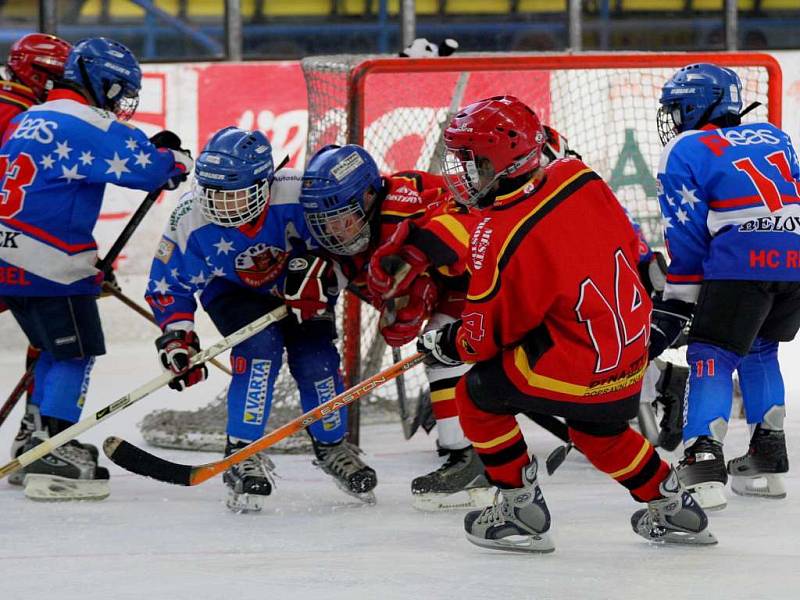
[{"left": 0, "top": 305, "right": 288, "bottom": 480}]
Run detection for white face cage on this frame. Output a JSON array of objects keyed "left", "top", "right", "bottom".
[
  {"left": 194, "top": 179, "right": 270, "bottom": 227},
  {"left": 305, "top": 201, "right": 371, "bottom": 256},
  {"left": 441, "top": 148, "right": 497, "bottom": 207}
]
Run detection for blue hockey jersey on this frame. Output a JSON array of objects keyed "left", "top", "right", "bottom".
[
  {"left": 0, "top": 89, "right": 182, "bottom": 297},
  {"left": 145, "top": 169, "right": 314, "bottom": 331},
  {"left": 658, "top": 122, "right": 800, "bottom": 303}
]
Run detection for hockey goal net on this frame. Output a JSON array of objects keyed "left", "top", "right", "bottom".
[{"left": 301, "top": 51, "right": 782, "bottom": 435}]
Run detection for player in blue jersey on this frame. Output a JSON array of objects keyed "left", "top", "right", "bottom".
[
  {"left": 144, "top": 126, "right": 377, "bottom": 512},
  {"left": 0, "top": 37, "right": 192, "bottom": 499},
  {"left": 650, "top": 63, "right": 799, "bottom": 509},
  {"left": 0, "top": 37, "right": 193, "bottom": 500}
]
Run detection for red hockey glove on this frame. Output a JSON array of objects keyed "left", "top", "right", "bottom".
[
  {"left": 155, "top": 329, "right": 208, "bottom": 391},
  {"left": 367, "top": 221, "right": 431, "bottom": 300},
  {"left": 417, "top": 320, "right": 462, "bottom": 366},
  {"left": 379, "top": 275, "right": 439, "bottom": 347},
  {"left": 283, "top": 255, "right": 338, "bottom": 322}
]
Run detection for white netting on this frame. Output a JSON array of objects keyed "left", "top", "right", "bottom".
[{"left": 300, "top": 51, "right": 775, "bottom": 420}]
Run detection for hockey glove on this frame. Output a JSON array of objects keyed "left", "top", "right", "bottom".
[
  {"left": 283, "top": 255, "right": 339, "bottom": 322},
  {"left": 637, "top": 251, "right": 668, "bottom": 296},
  {"left": 155, "top": 329, "right": 208, "bottom": 391},
  {"left": 648, "top": 296, "right": 694, "bottom": 360},
  {"left": 379, "top": 275, "right": 439, "bottom": 347},
  {"left": 164, "top": 149, "right": 194, "bottom": 191},
  {"left": 417, "top": 320, "right": 462, "bottom": 367},
  {"left": 149, "top": 130, "right": 183, "bottom": 151},
  {"left": 368, "top": 221, "right": 431, "bottom": 300}
]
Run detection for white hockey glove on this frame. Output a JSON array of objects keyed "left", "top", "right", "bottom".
[{"left": 417, "top": 321, "right": 462, "bottom": 366}]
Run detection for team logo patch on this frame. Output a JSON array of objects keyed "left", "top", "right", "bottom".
[
  {"left": 243, "top": 359, "right": 271, "bottom": 425},
  {"left": 234, "top": 243, "right": 289, "bottom": 288},
  {"left": 315, "top": 377, "right": 341, "bottom": 431},
  {"left": 156, "top": 238, "right": 175, "bottom": 264}
]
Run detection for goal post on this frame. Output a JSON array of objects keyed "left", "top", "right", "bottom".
[{"left": 302, "top": 51, "right": 783, "bottom": 440}]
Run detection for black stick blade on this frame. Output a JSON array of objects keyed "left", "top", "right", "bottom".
[
  {"left": 545, "top": 444, "right": 570, "bottom": 476},
  {"left": 104, "top": 436, "right": 193, "bottom": 486}
]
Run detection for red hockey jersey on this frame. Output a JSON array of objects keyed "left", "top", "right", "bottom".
[
  {"left": 0, "top": 80, "right": 36, "bottom": 140},
  {"left": 456, "top": 158, "right": 652, "bottom": 411},
  {"left": 344, "top": 170, "right": 480, "bottom": 313}
]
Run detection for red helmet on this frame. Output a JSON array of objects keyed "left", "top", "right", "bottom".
[
  {"left": 7, "top": 33, "right": 72, "bottom": 101},
  {"left": 442, "top": 95, "right": 545, "bottom": 206}
]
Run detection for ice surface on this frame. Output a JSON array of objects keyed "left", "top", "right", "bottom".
[{"left": 1, "top": 341, "right": 799, "bottom": 600}]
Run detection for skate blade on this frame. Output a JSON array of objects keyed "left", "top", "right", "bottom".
[
  {"left": 687, "top": 482, "right": 727, "bottom": 511},
  {"left": 465, "top": 531, "right": 555, "bottom": 554},
  {"left": 225, "top": 489, "right": 265, "bottom": 513},
  {"left": 23, "top": 474, "right": 109, "bottom": 502},
  {"left": 642, "top": 528, "right": 718, "bottom": 546},
  {"left": 412, "top": 487, "right": 496, "bottom": 512},
  {"left": 332, "top": 479, "right": 377, "bottom": 505},
  {"left": 731, "top": 474, "right": 787, "bottom": 499}
]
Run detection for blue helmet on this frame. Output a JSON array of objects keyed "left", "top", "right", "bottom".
[
  {"left": 194, "top": 126, "right": 274, "bottom": 227},
  {"left": 300, "top": 144, "right": 382, "bottom": 256},
  {"left": 63, "top": 38, "right": 141, "bottom": 120},
  {"left": 657, "top": 63, "right": 743, "bottom": 145}
]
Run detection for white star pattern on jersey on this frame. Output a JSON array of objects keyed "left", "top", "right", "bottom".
[
  {"left": 211, "top": 266, "right": 226, "bottom": 277},
  {"left": 170, "top": 268, "right": 180, "bottom": 279},
  {"left": 662, "top": 216, "right": 674, "bottom": 229},
  {"left": 134, "top": 150, "right": 152, "bottom": 167},
  {"left": 152, "top": 277, "right": 171, "bottom": 294},
  {"left": 59, "top": 163, "right": 85, "bottom": 182},
  {"left": 213, "top": 237, "right": 234, "bottom": 255},
  {"left": 39, "top": 154, "right": 54, "bottom": 169},
  {"left": 79, "top": 150, "right": 95, "bottom": 166},
  {"left": 54, "top": 140, "right": 72, "bottom": 160},
  {"left": 665, "top": 194, "right": 676, "bottom": 207},
  {"left": 189, "top": 271, "right": 207, "bottom": 286},
  {"left": 678, "top": 184, "right": 700, "bottom": 209},
  {"left": 105, "top": 152, "right": 131, "bottom": 180},
  {"left": 676, "top": 207, "right": 690, "bottom": 225},
  {"left": 125, "top": 138, "right": 138, "bottom": 151}
]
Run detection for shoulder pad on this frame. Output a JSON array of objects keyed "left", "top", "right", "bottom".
[
  {"left": 167, "top": 191, "right": 209, "bottom": 250},
  {"left": 269, "top": 168, "right": 303, "bottom": 206},
  {"left": 26, "top": 98, "right": 116, "bottom": 132}
]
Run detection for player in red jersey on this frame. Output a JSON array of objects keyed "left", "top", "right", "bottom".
[
  {"left": 295, "top": 144, "right": 493, "bottom": 510},
  {"left": 416, "top": 95, "right": 715, "bottom": 552},
  {"left": 1, "top": 33, "right": 72, "bottom": 484}
]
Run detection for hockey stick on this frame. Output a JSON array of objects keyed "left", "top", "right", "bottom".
[
  {"left": 96, "top": 187, "right": 164, "bottom": 276},
  {"left": 0, "top": 305, "right": 288, "bottom": 480},
  {"left": 0, "top": 361, "right": 35, "bottom": 428},
  {"left": 102, "top": 282, "right": 232, "bottom": 376},
  {"left": 103, "top": 352, "right": 426, "bottom": 486}
]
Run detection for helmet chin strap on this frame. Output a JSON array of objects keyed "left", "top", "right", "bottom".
[{"left": 739, "top": 101, "right": 762, "bottom": 119}]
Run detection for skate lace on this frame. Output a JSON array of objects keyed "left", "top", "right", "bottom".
[
  {"left": 317, "top": 442, "right": 366, "bottom": 478},
  {"left": 437, "top": 449, "right": 468, "bottom": 473},
  {"left": 237, "top": 453, "right": 277, "bottom": 484},
  {"left": 476, "top": 489, "right": 508, "bottom": 526},
  {"left": 56, "top": 441, "right": 93, "bottom": 466}
]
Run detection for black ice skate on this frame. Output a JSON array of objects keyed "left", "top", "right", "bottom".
[
  {"left": 463, "top": 458, "right": 554, "bottom": 554},
  {"left": 631, "top": 468, "right": 717, "bottom": 546},
  {"left": 22, "top": 431, "right": 110, "bottom": 501},
  {"left": 728, "top": 426, "right": 789, "bottom": 499},
  {"left": 677, "top": 436, "right": 728, "bottom": 511},
  {"left": 312, "top": 439, "right": 377, "bottom": 505},
  {"left": 411, "top": 445, "right": 494, "bottom": 511},
  {"left": 223, "top": 438, "right": 275, "bottom": 513},
  {"left": 9, "top": 403, "right": 42, "bottom": 486}
]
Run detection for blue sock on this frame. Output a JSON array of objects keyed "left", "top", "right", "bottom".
[
  {"left": 38, "top": 356, "right": 95, "bottom": 424},
  {"left": 737, "top": 337, "right": 785, "bottom": 426}
]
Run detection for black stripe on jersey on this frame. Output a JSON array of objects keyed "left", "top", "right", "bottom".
[
  {"left": 476, "top": 438, "right": 528, "bottom": 467},
  {"left": 392, "top": 171, "right": 425, "bottom": 190},
  {"left": 407, "top": 227, "right": 459, "bottom": 269},
  {"left": 472, "top": 170, "right": 600, "bottom": 304},
  {"left": 0, "top": 94, "right": 32, "bottom": 112},
  {"left": 429, "top": 374, "right": 462, "bottom": 392}
]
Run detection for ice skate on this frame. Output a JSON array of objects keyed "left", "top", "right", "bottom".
[
  {"left": 463, "top": 458, "right": 554, "bottom": 554},
  {"left": 223, "top": 438, "right": 275, "bottom": 513},
  {"left": 632, "top": 468, "right": 717, "bottom": 545},
  {"left": 728, "top": 426, "right": 788, "bottom": 499},
  {"left": 22, "top": 431, "right": 110, "bottom": 501},
  {"left": 312, "top": 439, "right": 377, "bottom": 505},
  {"left": 8, "top": 403, "right": 41, "bottom": 486},
  {"left": 411, "top": 445, "right": 494, "bottom": 511},
  {"left": 677, "top": 437, "right": 728, "bottom": 510},
  {"left": 655, "top": 363, "right": 687, "bottom": 451}
]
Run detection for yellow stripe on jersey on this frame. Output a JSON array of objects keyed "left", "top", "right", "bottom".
[
  {"left": 382, "top": 209, "right": 427, "bottom": 219},
  {"left": 609, "top": 439, "right": 651, "bottom": 479},
  {"left": 472, "top": 424, "right": 522, "bottom": 450},
  {"left": 511, "top": 346, "right": 647, "bottom": 397},
  {"left": 468, "top": 168, "right": 593, "bottom": 302},
  {"left": 430, "top": 214, "right": 470, "bottom": 249},
  {"left": 430, "top": 388, "right": 455, "bottom": 403}
]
